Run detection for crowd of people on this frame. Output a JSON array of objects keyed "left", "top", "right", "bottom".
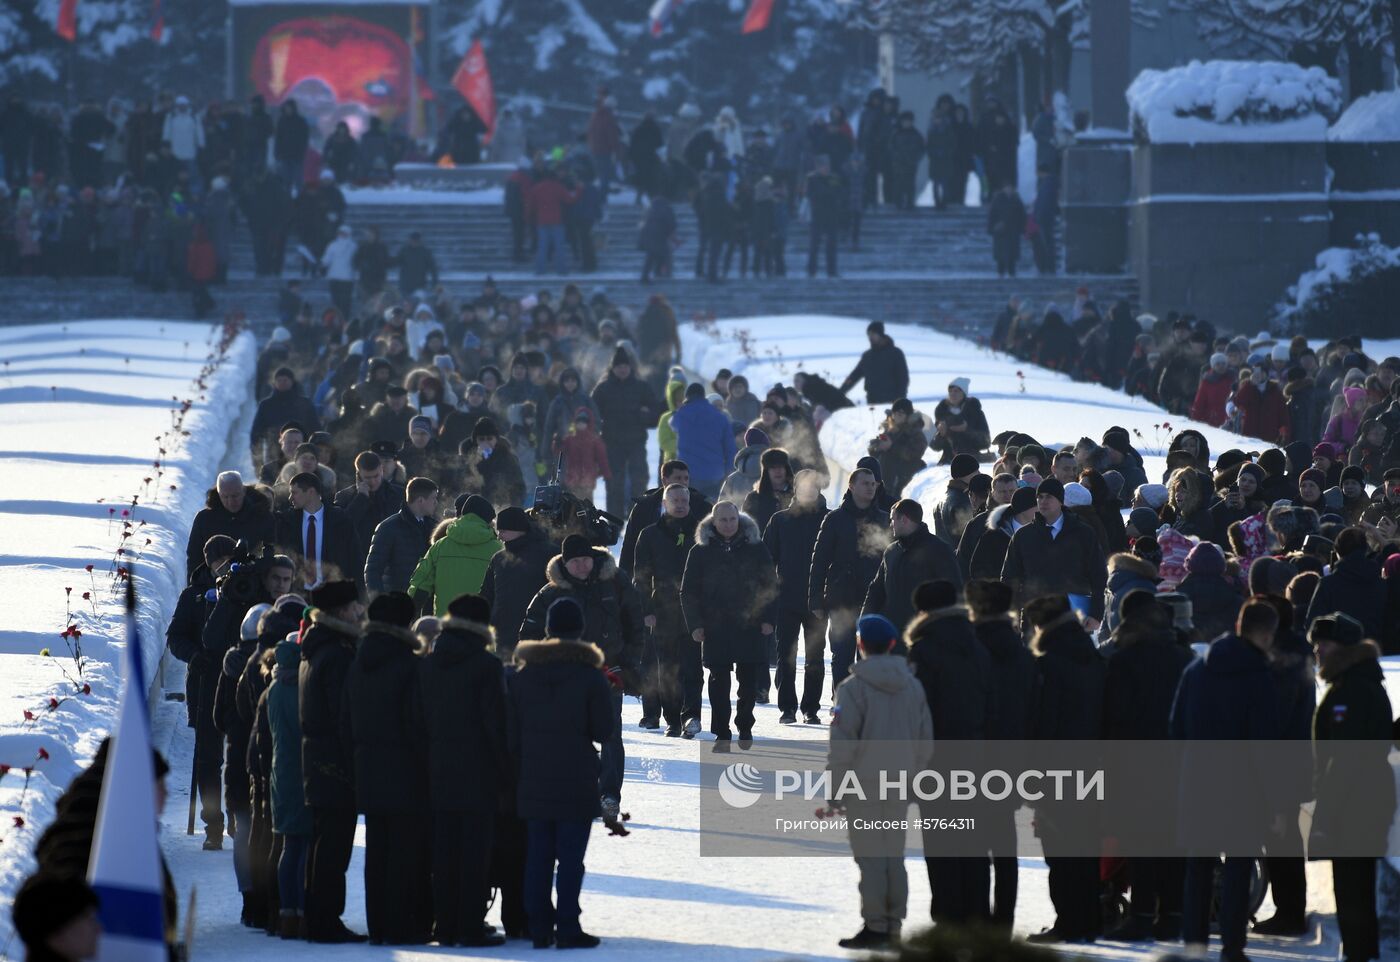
[{"left": 0, "top": 86, "right": 1059, "bottom": 304}]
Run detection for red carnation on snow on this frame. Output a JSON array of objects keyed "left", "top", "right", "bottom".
[{"left": 37, "top": 747, "right": 49, "bottom": 761}]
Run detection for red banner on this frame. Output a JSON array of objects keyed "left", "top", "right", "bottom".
[
  {"left": 57, "top": 0, "right": 78, "bottom": 41},
  {"left": 452, "top": 39, "right": 496, "bottom": 141},
  {"left": 150, "top": 0, "right": 163, "bottom": 41},
  {"left": 741, "top": 0, "right": 774, "bottom": 34}
]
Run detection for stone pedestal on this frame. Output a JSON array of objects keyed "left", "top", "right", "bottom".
[
  {"left": 1063, "top": 135, "right": 1132, "bottom": 273},
  {"left": 1130, "top": 141, "right": 1329, "bottom": 322}
]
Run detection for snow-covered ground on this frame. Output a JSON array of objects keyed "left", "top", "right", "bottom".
[{"left": 0, "top": 320, "right": 255, "bottom": 948}]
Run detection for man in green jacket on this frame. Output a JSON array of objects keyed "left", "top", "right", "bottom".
[{"left": 408, "top": 497, "right": 502, "bottom": 615}]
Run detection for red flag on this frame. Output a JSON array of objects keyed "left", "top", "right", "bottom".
[
  {"left": 741, "top": 0, "right": 774, "bottom": 34},
  {"left": 150, "top": 0, "right": 163, "bottom": 41},
  {"left": 57, "top": 0, "right": 78, "bottom": 41},
  {"left": 452, "top": 39, "right": 496, "bottom": 141}
]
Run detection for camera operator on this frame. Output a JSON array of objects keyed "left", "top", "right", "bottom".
[
  {"left": 166, "top": 533, "right": 237, "bottom": 850},
  {"left": 527, "top": 453, "right": 624, "bottom": 549}
]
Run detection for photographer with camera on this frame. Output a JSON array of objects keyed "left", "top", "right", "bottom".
[
  {"left": 520, "top": 534, "right": 644, "bottom": 822},
  {"left": 186, "top": 470, "right": 276, "bottom": 580},
  {"left": 167, "top": 533, "right": 239, "bottom": 850}
]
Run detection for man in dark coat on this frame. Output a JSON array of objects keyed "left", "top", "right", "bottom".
[
  {"left": 805, "top": 155, "right": 844, "bottom": 278},
  {"left": 394, "top": 232, "right": 439, "bottom": 294},
  {"left": 274, "top": 473, "right": 363, "bottom": 593},
  {"left": 334, "top": 451, "right": 403, "bottom": 575},
  {"left": 965, "top": 579, "right": 1034, "bottom": 932},
  {"left": 838, "top": 321, "right": 910, "bottom": 406},
  {"left": 419, "top": 594, "right": 507, "bottom": 947},
  {"left": 343, "top": 592, "right": 431, "bottom": 945},
  {"left": 520, "top": 536, "right": 644, "bottom": 814},
  {"left": 1305, "top": 526, "right": 1385, "bottom": 638},
  {"left": 479, "top": 507, "right": 556, "bottom": 659},
  {"left": 1309, "top": 614, "right": 1396, "bottom": 962},
  {"left": 166, "top": 534, "right": 237, "bottom": 849},
  {"left": 509, "top": 598, "right": 615, "bottom": 949},
  {"left": 1001, "top": 478, "right": 1107, "bottom": 630},
  {"left": 297, "top": 581, "right": 367, "bottom": 943},
  {"left": 794, "top": 371, "right": 855, "bottom": 414},
  {"left": 681, "top": 503, "right": 779, "bottom": 742},
  {"left": 904, "top": 580, "right": 995, "bottom": 924},
  {"left": 633, "top": 483, "right": 703, "bottom": 736},
  {"left": 862, "top": 499, "right": 962, "bottom": 631},
  {"left": 618, "top": 460, "right": 713, "bottom": 577},
  {"left": 364, "top": 477, "right": 438, "bottom": 595},
  {"left": 1101, "top": 593, "right": 1193, "bottom": 941},
  {"left": 359, "top": 388, "right": 417, "bottom": 452},
  {"left": 1168, "top": 600, "right": 1283, "bottom": 962},
  {"left": 740, "top": 448, "right": 795, "bottom": 535},
  {"left": 933, "top": 454, "right": 981, "bottom": 546},
  {"left": 968, "top": 486, "right": 1036, "bottom": 581},
  {"left": 809, "top": 468, "right": 888, "bottom": 694},
  {"left": 251, "top": 368, "right": 322, "bottom": 462},
  {"left": 639, "top": 194, "right": 676, "bottom": 283},
  {"left": 591, "top": 349, "right": 660, "bottom": 517},
  {"left": 185, "top": 471, "right": 276, "bottom": 578},
  {"left": 764, "top": 471, "right": 830, "bottom": 725},
  {"left": 1024, "top": 595, "right": 1106, "bottom": 944},
  {"left": 955, "top": 472, "right": 1016, "bottom": 575}
]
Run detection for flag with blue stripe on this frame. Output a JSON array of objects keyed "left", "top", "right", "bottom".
[{"left": 87, "top": 584, "right": 167, "bottom": 961}]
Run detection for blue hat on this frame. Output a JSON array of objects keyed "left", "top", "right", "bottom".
[{"left": 856, "top": 614, "right": 898, "bottom": 652}]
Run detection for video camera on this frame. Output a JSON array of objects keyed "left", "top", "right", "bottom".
[
  {"left": 217, "top": 540, "right": 276, "bottom": 603},
  {"left": 528, "top": 454, "right": 624, "bottom": 547}
]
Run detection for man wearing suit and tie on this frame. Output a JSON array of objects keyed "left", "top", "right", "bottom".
[{"left": 276, "top": 472, "right": 363, "bottom": 593}]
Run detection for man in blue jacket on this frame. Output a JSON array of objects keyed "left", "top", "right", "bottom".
[{"left": 669, "top": 382, "right": 735, "bottom": 501}]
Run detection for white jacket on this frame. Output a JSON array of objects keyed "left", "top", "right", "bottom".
[
  {"left": 321, "top": 236, "right": 358, "bottom": 281},
  {"left": 162, "top": 111, "right": 204, "bottom": 161}
]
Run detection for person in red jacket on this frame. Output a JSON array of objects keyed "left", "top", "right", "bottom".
[
  {"left": 586, "top": 87, "right": 623, "bottom": 202},
  {"left": 1232, "top": 366, "right": 1290, "bottom": 444},
  {"left": 1189, "top": 352, "right": 1234, "bottom": 427},
  {"left": 187, "top": 222, "right": 218, "bottom": 318},
  {"left": 504, "top": 160, "right": 535, "bottom": 263},
  {"left": 559, "top": 409, "right": 611, "bottom": 500},
  {"left": 526, "top": 167, "right": 581, "bottom": 275}
]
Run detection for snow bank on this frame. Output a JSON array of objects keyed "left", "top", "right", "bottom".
[
  {"left": 0, "top": 320, "right": 255, "bottom": 943},
  {"left": 1329, "top": 90, "right": 1400, "bottom": 142},
  {"left": 344, "top": 185, "right": 503, "bottom": 205},
  {"left": 680, "top": 314, "right": 1260, "bottom": 518},
  {"left": 1274, "top": 233, "right": 1400, "bottom": 330},
  {"left": 1126, "top": 60, "right": 1342, "bottom": 144}
]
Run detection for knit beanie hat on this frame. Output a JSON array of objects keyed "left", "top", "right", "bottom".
[
  {"left": 1062, "top": 482, "right": 1092, "bottom": 508},
  {"left": 240, "top": 603, "right": 273, "bottom": 642},
  {"left": 745, "top": 427, "right": 771, "bottom": 448},
  {"left": 1008, "top": 486, "right": 1038, "bottom": 515},
  {"left": 1249, "top": 556, "right": 1298, "bottom": 597},
  {"left": 562, "top": 534, "right": 594, "bottom": 561},
  {"left": 494, "top": 506, "right": 531, "bottom": 534},
  {"left": 1127, "top": 507, "right": 1160, "bottom": 536},
  {"left": 912, "top": 580, "right": 958, "bottom": 613},
  {"left": 856, "top": 614, "right": 898, "bottom": 652},
  {"left": 1183, "top": 542, "right": 1226, "bottom": 577},
  {"left": 950, "top": 453, "right": 980, "bottom": 480},
  {"left": 1299, "top": 468, "right": 1326, "bottom": 491},
  {"left": 367, "top": 591, "right": 415, "bottom": 628},
  {"left": 1036, "top": 477, "right": 1065, "bottom": 503},
  {"left": 1138, "top": 483, "right": 1169, "bottom": 509},
  {"left": 546, "top": 597, "right": 585, "bottom": 639}
]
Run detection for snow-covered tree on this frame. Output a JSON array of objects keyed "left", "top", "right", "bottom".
[{"left": 1171, "top": 0, "right": 1395, "bottom": 98}]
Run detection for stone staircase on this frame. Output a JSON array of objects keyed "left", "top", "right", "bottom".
[
  {"left": 5, "top": 201, "right": 1137, "bottom": 338},
  {"left": 233, "top": 203, "right": 1008, "bottom": 277}
]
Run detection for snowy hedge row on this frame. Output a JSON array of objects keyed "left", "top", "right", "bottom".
[
  {"left": 1274, "top": 234, "right": 1400, "bottom": 337},
  {"left": 1126, "top": 60, "right": 1342, "bottom": 143}
]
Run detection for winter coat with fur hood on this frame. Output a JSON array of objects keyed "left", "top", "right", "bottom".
[
  {"left": 298, "top": 608, "right": 361, "bottom": 809},
  {"left": 508, "top": 637, "right": 615, "bottom": 821},
  {"left": 343, "top": 620, "right": 426, "bottom": 813},
  {"left": 905, "top": 605, "right": 995, "bottom": 739},
  {"left": 420, "top": 616, "right": 506, "bottom": 813},
  {"left": 186, "top": 483, "right": 276, "bottom": 579},
  {"left": 681, "top": 512, "right": 779, "bottom": 667},
  {"left": 519, "top": 548, "right": 645, "bottom": 676},
  {"left": 1103, "top": 552, "right": 1159, "bottom": 635}
]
